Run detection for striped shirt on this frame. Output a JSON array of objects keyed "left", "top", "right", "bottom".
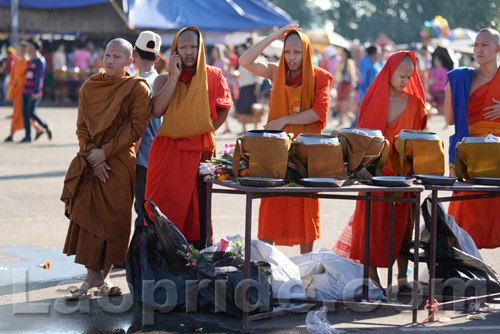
[{"left": 23, "top": 56, "right": 46, "bottom": 97}]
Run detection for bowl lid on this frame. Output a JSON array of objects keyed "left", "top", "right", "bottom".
[
  {"left": 398, "top": 130, "right": 439, "bottom": 140},
  {"left": 340, "top": 127, "right": 383, "bottom": 138}
]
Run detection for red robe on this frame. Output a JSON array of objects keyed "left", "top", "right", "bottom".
[
  {"left": 145, "top": 66, "right": 232, "bottom": 242},
  {"left": 350, "top": 51, "right": 427, "bottom": 267},
  {"left": 448, "top": 75, "right": 500, "bottom": 249}
]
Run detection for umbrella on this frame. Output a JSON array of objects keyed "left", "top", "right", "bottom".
[
  {"left": 304, "top": 29, "right": 350, "bottom": 49},
  {"left": 446, "top": 28, "right": 477, "bottom": 54},
  {"left": 449, "top": 28, "right": 477, "bottom": 42}
]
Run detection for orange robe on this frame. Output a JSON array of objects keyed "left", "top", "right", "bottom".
[
  {"left": 448, "top": 77, "right": 500, "bottom": 249},
  {"left": 61, "top": 72, "right": 151, "bottom": 270},
  {"left": 8, "top": 57, "right": 27, "bottom": 134},
  {"left": 351, "top": 51, "right": 427, "bottom": 267},
  {"left": 258, "top": 30, "right": 334, "bottom": 246}
]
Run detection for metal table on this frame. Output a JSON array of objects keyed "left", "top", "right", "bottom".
[
  {"left": 424, "top": 181, "right": 500, "bottom": 321},
  {"left": 203, "top": 179, "right": 425, "bottom": 328}
]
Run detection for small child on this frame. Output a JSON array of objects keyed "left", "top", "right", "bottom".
[{"left": 350, "top": 51, "right": 427, "bottom": 292}]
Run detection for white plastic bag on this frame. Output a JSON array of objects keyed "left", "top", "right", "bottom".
[
  {"left": 305, "top": 306, "right": 342, "bottom": 334},
  {"left": 291, "top": 249, "right": 385, "bottom": 301},
  {"left": 226, "top": 235, "right": 307, "bottom": 299}
]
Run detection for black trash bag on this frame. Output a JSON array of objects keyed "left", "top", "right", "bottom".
[
  {"left": 126, "top": 198, "right": 197, "bottom": 311},
  {"left": 145, "top": 198, "right": 191, "bottom": 273},
  {"left": 196, "top": 251, "right": 273, "bottom": 318},
  {"left": 401, "top": 197, "right": 500, "bottom": 296}
]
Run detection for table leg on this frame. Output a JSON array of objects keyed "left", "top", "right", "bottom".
[
  {"left": 387, "top": 201, "right": 395, "bottom": 291},
  {"left": 413, "top": 191, "right": 421, "bottom": 323},
  {"left": 242, "top": 193, "right": 253, "bottom": 329},
  {"left": 363, "top": 193, "right": 372, "bottom": 300},
  {"left": 198, "top": 177, "right": 213, "bottom": 248},
  {"left": 429, "top": 190, "right": 438, "bottom": 322}
]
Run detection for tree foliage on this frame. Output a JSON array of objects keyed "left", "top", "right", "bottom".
[{"left": 270, "top": 0, "right": 500, "bottom": 44}]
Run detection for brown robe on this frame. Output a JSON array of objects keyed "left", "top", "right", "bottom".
[{"left": 61, "top": 72, "right": 151, "bottom": 270}]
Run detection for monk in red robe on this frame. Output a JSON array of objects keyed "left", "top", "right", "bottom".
[
  {"left": 145, "top": 27, "right": 232, "bottom": 244},
  {"left": 351, "top": 51, "right": 427, "bottom": 290},
  {"left": 61, "top": 38, "right": 151, "bottom": 299},
  {"left": 239, "top": 24, "right": 334, "bottom": 254},
  {"left": 445, "top": 28, "right": 500, "bottom": 249}
]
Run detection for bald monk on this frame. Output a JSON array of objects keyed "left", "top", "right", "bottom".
[
  {"left": 445, "top": 28, "right": 500, "bottom": 249},
  {"left": 239, "top": 24, "right": 334, "bottom": 254},
  {"left": 61, "top": 38, "right": 151, "bottom": 299},
  {"left": 145, "top": 27, "right": 232, "bottom": 245},
  {"left": 351, "top": 51, "right": 427, "bottom": 291}
]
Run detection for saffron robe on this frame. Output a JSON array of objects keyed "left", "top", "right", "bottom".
[
  {"left": 447, "top": 68, "right": 500, "bottom": 248},
  {"left": 258, "top": 30, "right": 334, "bottom": 246},
  {"left": 145, "top": 67, "right": 232, "bottom": 241},
  {"left": 8, "top": 57, "right": 27, "bottom": 134},
  {"left": 61, "top": 72, "right": 151, "bottom": 270},
  {"left": 351, "top": 51, "right": 427, "bottom": 267}
]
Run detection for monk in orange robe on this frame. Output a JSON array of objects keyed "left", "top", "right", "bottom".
[
  {"left": 61, "top": 38, "right": 151, "bottom": 299},
  {"left": 445, "top": 28, "right": 500, "bottom": 249},
  {"left": 145, "top": 27, "right": 232, "bottom": 244},
  {"left": 350, "top": 51, "right": 427, "bottom": 290},
  {"left": 4, "top": 43, "right": 28, "bottom": 142},
  {"left": 239, "top": 24, "right": 334, "bottom": 254}
]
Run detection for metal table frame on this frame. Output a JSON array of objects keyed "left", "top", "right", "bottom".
[
  {"left": 425, "top": 181, "right": 500, "bottom": 321},
  {"left": 203, "top": 179, "right": 424, "bottom": 328}
]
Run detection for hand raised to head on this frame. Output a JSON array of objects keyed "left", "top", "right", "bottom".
[{"left": 273, "top": 24, "right": 301, "bottom": 41}]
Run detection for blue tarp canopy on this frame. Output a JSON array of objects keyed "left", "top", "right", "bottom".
[
  {"left": 124, "top": 0, "right": 293, "bottom": 32},
  {"left": 0, "top": 0, "right": 109, "bottom": 9},
  {"left": 0, "top": 0, "right": 292, "bottom": 33}
]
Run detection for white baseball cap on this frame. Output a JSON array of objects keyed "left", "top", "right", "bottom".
[{"left": 135, "top": 30, "right": 161, "bottom": 54}]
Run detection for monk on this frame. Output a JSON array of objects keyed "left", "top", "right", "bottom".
[
  {"left": 445, "top": 28, "right": 500, "bottom": 249},
  {"left": 61, "top": 38, "right": 151, "bottom": 299},
  {"left": 145, "top": 27, "right": 232, "bottom": 245},
  {"left": 4, "top": 42, "right": 28, "bottom": 142},
  {"left": 239, "top": 24, "right": 334, "bottom": 254},
  {"left": 350, "top": 51, "right": 427, "bottom": 291}
]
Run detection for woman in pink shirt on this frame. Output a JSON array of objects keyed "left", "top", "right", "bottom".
[{"left": 429, "top": 54, "right": 448, "bottom": 115}]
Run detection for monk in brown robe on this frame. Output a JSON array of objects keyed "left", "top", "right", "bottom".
[
  {"left": 239, "top": 24, "right": 334, "bottom": 254},
  {"left": 445, "top": 28, "right": 500, "bottom": 249},
  {"left": 350, "top": 52, "right": 427, "bottom": 291},
  {"left": 145, "top": 27, "right": 232, "bottom": 245},
  {"left": 61, "top": 38, "right": 151, "bottom": 299}
]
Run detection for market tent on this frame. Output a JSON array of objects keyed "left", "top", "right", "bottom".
[
  {"left": 124, "top": 0, "right": 292, "bottom": 32},
  {"left": 374, "top": 33, "right": 395, "bottom": 47},
  {"left": 0, "top": 1, "right": 132, "bottom": 35},
  {"left": 304, "top": 29, "right": 350, "bottom": 49},
  {"left": 0, "top": 0, "right": 109, "bottom": 8}
]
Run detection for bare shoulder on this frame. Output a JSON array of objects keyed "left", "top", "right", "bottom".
[{"left": 152, "top": 73, "right": 169, "bottom": 94}]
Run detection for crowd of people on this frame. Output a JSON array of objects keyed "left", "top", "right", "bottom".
[{"left": 0, "top": 24, "right": 498, "bottom": 300}]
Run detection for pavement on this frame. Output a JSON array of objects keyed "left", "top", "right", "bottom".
[{"left": 1, "top": 105, "right": 500, "bottom": 333}]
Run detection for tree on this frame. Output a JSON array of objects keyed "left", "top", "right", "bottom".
[{"left": 270, "top": 0, "right": 500, "bottom": 44}]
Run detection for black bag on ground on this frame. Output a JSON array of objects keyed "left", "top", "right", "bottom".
[
  {"left": 197, "top": 251, "right": 273, "bottom": 318},
  {"left": 126, "top": 198, "right": 196, "bottom": 311},
  {"left": 401, "top": 197, "right": 500, "bottom": 296}
]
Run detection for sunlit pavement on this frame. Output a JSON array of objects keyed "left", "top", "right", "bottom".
[{"left": 1, "top": 105, "right": 500, "bottom": 333}]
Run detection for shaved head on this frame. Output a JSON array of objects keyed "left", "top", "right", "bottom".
[
  {"left": 398, "top": 54, "right": 414, "bottom": 68},
  {"left": 477, "top": 28, "right": 500, "bottom": 46},
  {"left": 106, "top": 38, "right": 133, "bottom": 58},
  {"left": 179, "top": 29, "right": 198, "bottom": 40},
  {"left": 285, "top": 32, "right": 301, "bottom": 44}
]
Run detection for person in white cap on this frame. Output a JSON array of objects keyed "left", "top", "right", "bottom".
[{"left": 132, "top": 30, "right": 162, "bottom": 231}]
